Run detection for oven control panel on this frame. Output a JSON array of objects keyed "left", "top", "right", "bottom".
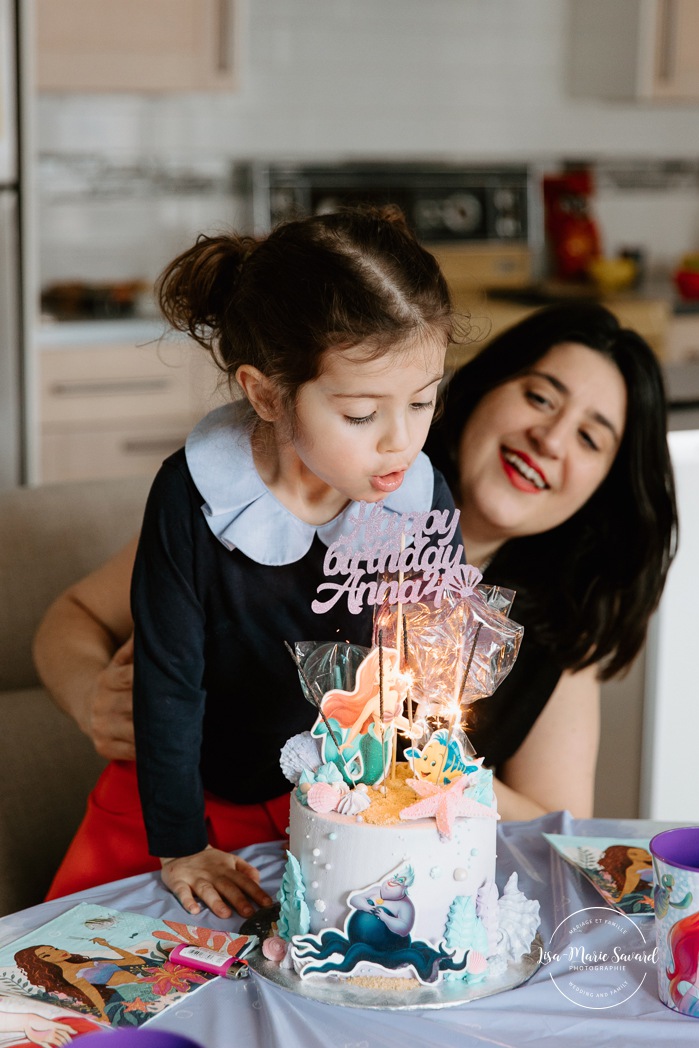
[{"left": 242, "top": 163, "right": 532, "bottom": 245}]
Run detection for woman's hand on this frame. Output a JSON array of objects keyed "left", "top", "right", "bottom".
[
  {"left": 160, "top": 846, "right": 275, "bottom": 920},
  {"left": 87, "top": 634, "right": 135, "bottom": 761}
]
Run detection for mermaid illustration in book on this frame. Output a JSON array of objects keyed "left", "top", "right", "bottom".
[
  {"left": 595, "top": 845, "right": 654, "bottom": 912},
  {"left": 0, "top": 905, "right": 219, "bottom": 1030},
  {"left": 14, "top": 938, "right": 152, "bottom": 1024}
]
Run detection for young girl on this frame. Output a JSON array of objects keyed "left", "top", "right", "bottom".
[{"left": 47, "top": 206, "right": 458, "bottom": 918}]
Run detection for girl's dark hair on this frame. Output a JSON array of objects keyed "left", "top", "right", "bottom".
[
  {"left": 157, "top": 205, "right": 454, "bottom": 413},
  {"left": 425, "top": 302, "right": 678, "bottom": 679}
]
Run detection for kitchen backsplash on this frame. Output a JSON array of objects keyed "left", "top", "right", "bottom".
[
  {"left": 38, "top": 154, "right": 249, "bottom": 288},
  {"left": 35, "top": 0, "right": 699, "bottom": 290},
  {"left": 37, "top": 152, "right": 699, "bottom": 292}
]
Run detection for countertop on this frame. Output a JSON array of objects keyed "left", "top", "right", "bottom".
[{"left": 35, "top": 316, "right": 173, "bottom": 348}]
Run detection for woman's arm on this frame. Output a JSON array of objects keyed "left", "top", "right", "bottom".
[
  {"left": 493, "top": 664, "right": 600, "bottom": 820},
  {"left": 32, "top": 537, "right": 137, "bottom": 760},
  {"left": 90, "top": 937, "right": 146, "bottom": 968}
]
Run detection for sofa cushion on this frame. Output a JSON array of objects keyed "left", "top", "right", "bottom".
[
  {"left": 0, "top": 686, "right": 107, "bottom": 916},
  {"left": 0, "top": 476, "right": 150, "bottom": 691}
]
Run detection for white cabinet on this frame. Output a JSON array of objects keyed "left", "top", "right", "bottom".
[
  {"left": 38, "top": 330, "right": 226, "bottom": 483},
  {"left": 36, "top": 0, "right": 238, "bottom": 92},
  {"left": 570, "top": 0, "right": 699, "bottom": 101}
]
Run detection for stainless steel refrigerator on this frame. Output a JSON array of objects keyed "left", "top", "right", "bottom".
[{"left": 0, "top": 0, "right": 25, "bottom": 489}]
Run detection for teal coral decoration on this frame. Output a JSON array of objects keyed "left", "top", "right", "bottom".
[
  {"left": 277, "top": 852, "right": 310, "bottom": 941},
  {"left": 444, "top": 895, "right": 489, "bottom": 982}
]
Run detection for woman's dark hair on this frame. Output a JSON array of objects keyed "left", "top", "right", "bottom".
[
  {"left": 15, "top": 946, "right": 111, "bottom": 1011},
  {"left": 157, "top": 205, "right": 454, "bottom": 414},
  {"left": 424, "top": 302, "right": 678, "bottom": 679}
]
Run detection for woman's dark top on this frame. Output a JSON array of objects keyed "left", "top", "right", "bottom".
[{"left": 465, "top": 553, "right": 564, "bottom": 773}]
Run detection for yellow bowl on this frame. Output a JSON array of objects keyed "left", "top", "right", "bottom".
[{"left": 587, "top": 257, "right": 637, "bottom": 295}]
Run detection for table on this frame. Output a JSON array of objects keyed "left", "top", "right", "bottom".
[{"left": 1, "top": 811, "right": 697, "bottom": 1047}]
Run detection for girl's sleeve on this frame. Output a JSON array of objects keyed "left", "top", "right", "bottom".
[{"left": 131, "top": 459, "right": 208, "bottom": 857}]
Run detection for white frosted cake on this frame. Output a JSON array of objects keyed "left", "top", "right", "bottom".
[
  {"left": 264, "top": 719, "right": 539, "bottom": 989},
  {"left": 289, "top": 772, "right": 496, "bottom": 946}
]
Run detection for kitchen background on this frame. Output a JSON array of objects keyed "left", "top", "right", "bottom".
[{"left": 6, "top": 0, "right": 699, "bottom": 820}]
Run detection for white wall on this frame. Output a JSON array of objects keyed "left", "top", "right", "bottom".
[
  {"left": 35, "top": 0, "right": 699, "bottom": 284},
  {"left": 640, "top": 430, "right": 699, "bottom": 822}
]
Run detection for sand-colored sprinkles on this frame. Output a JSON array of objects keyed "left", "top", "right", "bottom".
[
  {"left": 362, "top": 763, "right": 417, "bottom": 825},
  {"left": 345, "top": 974, "right": 420, "bottom": 992}
]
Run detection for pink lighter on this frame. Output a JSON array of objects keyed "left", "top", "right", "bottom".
[{"left": 169, "top": 942, "right": 249, "bottom": 979}]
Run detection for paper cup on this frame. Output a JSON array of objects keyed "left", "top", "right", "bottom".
[
  {"left": 74, "top": 1030, "right": 203, "bottom": 1047},
  {"left": 649, "top": 827, "right": 699, "bottom": 1017}
]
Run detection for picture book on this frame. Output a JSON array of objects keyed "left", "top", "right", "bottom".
[
  {"left": 544, "top": 834, "right": 654, "bottom": 915},
  {"left": 0, "top": 903, "right": 257, "bottom": 1039}
]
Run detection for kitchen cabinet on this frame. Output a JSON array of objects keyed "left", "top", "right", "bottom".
[
  {"left": 445, "top": 292, "right": 670, "bottom": 371},
  {"left": 664, "top": 312, "right": 699, "bottom": 363},
  {"left": 36, "top": 0, "right": 237, "bottom": 92},
  {"left": 570, "top": 0, "right": 699, "bottom": 101},
  {"left": 38, "top": 331, "right": 226, "bottom": 483}
]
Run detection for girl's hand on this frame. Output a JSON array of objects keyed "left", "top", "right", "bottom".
[{"left": 160, "top": 847, "right": 275, "bottom": 920}]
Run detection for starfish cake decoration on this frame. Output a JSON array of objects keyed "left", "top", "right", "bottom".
[{"left": 399, "top": 771, "right": 500, "bottom": 839}]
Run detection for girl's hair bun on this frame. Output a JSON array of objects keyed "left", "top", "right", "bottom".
[
  {"left": 157, "top": 233, "right": 258, "bottom": 348},
  {"left": 371, "top": 203, "right": 412, "bottom": 233}
]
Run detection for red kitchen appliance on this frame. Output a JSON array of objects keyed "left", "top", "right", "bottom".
[{"left": 543, "top": 169, "right": 601, "bottom": 281}]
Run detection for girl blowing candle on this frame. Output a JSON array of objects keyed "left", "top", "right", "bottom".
[
  {"left": 37, "top": 302, "right": 677, "bottom": 875},
  {"left": 44, "top": 206, "right": 459, "bottom": 918}
]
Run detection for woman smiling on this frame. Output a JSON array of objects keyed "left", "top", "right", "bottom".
[{"left": 425, "top": 302, "right": 677, "bottom": 820}]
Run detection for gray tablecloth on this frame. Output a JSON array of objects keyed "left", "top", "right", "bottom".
[{"left": 1, "top": 811, "right": 696, "bottom": 1047}]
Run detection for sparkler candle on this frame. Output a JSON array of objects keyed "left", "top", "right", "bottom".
[
  {"left": 372, "top": 572, "right": 523, "bottom": 736},
  {"left": 392, "top": 532, "right": 406, "bottom": 782}
]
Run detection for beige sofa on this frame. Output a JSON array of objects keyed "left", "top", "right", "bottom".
[{"left": 0, "top": 475, "right": 150, "bottom": 916}]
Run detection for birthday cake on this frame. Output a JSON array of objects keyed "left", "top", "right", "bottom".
[
  {"left": 263, "top": 645, "right": 539, "bottom": 990},
  {"left": 260, "top": 507, "right": 539, "bottom": 991}
]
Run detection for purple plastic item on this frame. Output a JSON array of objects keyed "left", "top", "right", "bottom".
[
  {"left": 649, "top": 826, "right": 699, "bottom": 872},
  {"left": 72, "top": 1031, "right": 203, "bottom": 1047}
]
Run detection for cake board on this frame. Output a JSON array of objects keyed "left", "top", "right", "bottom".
[{"left": 241, "top": 905, "right": 543, "bottom": 1011}]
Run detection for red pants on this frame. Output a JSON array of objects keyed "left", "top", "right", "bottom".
[{"left": 46, "top": 761, "right": 290, "bottom": 900}]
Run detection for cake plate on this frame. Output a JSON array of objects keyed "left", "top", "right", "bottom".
[{"left": 241, "top": 906, "right": 543, "bottom": 1011}]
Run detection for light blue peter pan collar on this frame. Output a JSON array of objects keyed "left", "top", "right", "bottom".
[{"left": 185, "top": 402, "right": 435, "bottom": 566}]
